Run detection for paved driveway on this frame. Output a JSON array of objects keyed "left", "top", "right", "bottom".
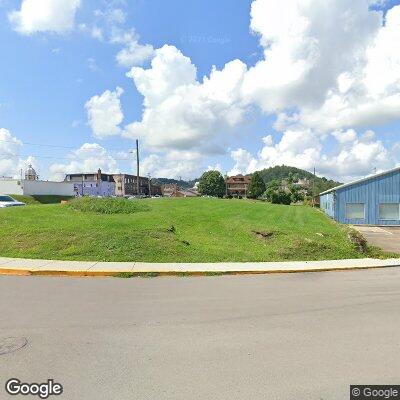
[
  {"left": 2, "top": 271, "right": 400, "bottom": 400},
  {"left": 354, "top": 226, "right": 400, "bottom": 254}
]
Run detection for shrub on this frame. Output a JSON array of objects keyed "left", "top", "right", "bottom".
[
  {"left": 69, "top": 197, "right": 150, "bottom": 214},
  {"left": 270, "top": 190, "right": 292, "bottom": 205}
]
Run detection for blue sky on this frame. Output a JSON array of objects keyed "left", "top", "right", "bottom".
[{"left": 0, "top": 0, "right": 399, "bottom": 182}]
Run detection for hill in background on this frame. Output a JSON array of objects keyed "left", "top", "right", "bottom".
[
  {"left": 152, "top": 177, "right": 197, "bottom": 189},
  {"left": 155, "top": 165, "right": 340, "bottom": 195},
  {"left": 257, "top": 165, "right": 341, "bottom": 195}
]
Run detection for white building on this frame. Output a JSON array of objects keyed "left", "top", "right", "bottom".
[
  {"left": 0, "top": 165, "right": 74, "bottom": 197},
  {"left": 0, "top": 179, "right": 74, "bottom": 197}
]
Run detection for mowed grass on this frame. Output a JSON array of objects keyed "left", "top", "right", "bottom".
[
  {"left": 0, "top": 197, "right": 377, "bottom": 262},
  {"left": 10, "top": 194, "right": 74, "bottom": 204}
]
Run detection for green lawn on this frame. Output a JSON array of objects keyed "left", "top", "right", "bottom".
[
  {"left": 0, "top": 198, "right": 382, "bottom": 262},
  {"left": 10, "top": 194, "right": 74, "bottom": 204}
]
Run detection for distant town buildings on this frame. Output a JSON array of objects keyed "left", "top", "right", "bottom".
[
  {"left": 113, "top": 174, "right": 162, "bottom": 197},
  {"left": 162, "top": 183, "right": 198, "bottom": 198},
  {"left": 64, "top": 169, "right": 162, "bottom": 197},
  {"left": 64, "top": 170, "right": 116, "bottom": 197},
  {"left": 225, "top": 174, "right": 252, "bottom": 197}
]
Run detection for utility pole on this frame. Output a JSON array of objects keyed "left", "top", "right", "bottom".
[
  {"left": 147, "top": 173, "right": 151, "bottom": 197},
  {"left": 136, "top": 139, "right": 140, "bottom": 195},
  {"left": 20, "top": 169, "right": 24, "bottom": 191},
  {"left": 312, "top": 166, "right": 316, "bottom": 207}
]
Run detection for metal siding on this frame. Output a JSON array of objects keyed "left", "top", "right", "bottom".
[
  {"left": 336, "top": 170, "right": 400, "bottom": 225},
  {"left": 320, "top": 193, "right": 335, "bottom": 218}
]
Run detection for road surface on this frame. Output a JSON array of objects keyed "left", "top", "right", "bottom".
[
  {"left": 354, "top": 226, "right": 400, "bottom": 254},
  {"left": 1, "top": 270, "right": 400, "bottom": 399}
]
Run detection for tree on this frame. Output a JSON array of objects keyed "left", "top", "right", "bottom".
[
  {"left": 247, "top": 172, "right": 266, "bottom": 199},
  {"left": 198, "top": 170, "right": 225, "bottom": 197},
  {"left": 263, "top": 180, "right": 280, "bottom": 202},
  {"left": 289, "top": 185, "right": 304, "bottom": 203}
]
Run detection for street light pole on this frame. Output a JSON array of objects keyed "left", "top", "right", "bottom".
[
  {"left": 136, "top": 139, "right": 140, "bottom": 196},
  {"left": 148, "top": 173, "right": 151, "bottom": 197},
  {"left": 130, "top": 141, "right": 140, "bottom": 196}
]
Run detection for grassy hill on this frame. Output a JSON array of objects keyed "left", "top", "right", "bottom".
[{"left": 0, "top": 197, "right": 384, "bottom": 262}]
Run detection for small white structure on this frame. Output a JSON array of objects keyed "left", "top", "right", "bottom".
[
  {"left": 25, "top": 164, "right": 38, "bottom": 181},
  {"left": 0, "top": 179, "right": 74, "bottom": 197}
]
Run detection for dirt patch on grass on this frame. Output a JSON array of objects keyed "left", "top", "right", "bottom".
[
  {"left": 278, "top": 239, "right": 330, "bottom": 259},
  {"left": 347, "top": 229, "right": 368, "bottom": 253},
  {"left": 252, "top": 230, "right": 274, "bottom": 239}
]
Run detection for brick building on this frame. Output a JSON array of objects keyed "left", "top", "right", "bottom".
[
  {"left": 225, "top": 174, "right": 252, "bottom": 197},
  {"left": 113, "top": 174, "right": 161, "bottom": 197}
]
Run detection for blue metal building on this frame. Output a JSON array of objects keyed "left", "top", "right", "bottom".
[{"left": 320, "top": 167, "right": 400, "bottom": 226}]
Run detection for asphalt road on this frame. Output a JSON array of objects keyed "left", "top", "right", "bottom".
[{"left": 1, "top": 270, "right": 400, "bottom": 400}]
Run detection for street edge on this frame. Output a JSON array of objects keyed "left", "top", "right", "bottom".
[{"left": 0, "top": 263, "right": 399, "bottom": 278}]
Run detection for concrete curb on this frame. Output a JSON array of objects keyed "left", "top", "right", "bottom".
[{"left": 0, "top": 257, "right": 399, "bottom": 277}]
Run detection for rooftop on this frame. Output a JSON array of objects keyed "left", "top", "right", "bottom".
[{"left": 320, "top": 166, "right": 400, "bottom": 195}]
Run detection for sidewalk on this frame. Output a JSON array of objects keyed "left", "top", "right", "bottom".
[{"left": 0, "top": 257, "right": 399, "bottom": 277}]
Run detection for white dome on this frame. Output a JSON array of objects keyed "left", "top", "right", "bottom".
[{"left": 25, "top": 165, "right": 38, "bottom": 180}]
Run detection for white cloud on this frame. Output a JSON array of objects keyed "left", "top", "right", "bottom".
[
  {"left": 87, "top": 57, "right": 100, "bottom": 72},
  {"left": 94, "top": 8, "right": 126, "bottom": 25},
  {"left": 331, "top": 129, "right": 358, "bottom": 145},
  {"left": 111, "top": 29, "right": 155, "bottom": 67},
  {"left": 9, "top": 0, "right": 81, "bottom": 35},
  {"left": 140, "top": 150, "right": 203, "bottom": 180},
  {"left": 242, "top": 0, "right": 382, "bottom": 113},
  {"left": 80, "top": 0, "right": 400, "bottom": 181},
  {"left": 124, "top": 45, "right": 248, "bottom": 151},
  {"left": 228, "top": 128, "right": 397, "bottom": 182},
  {"left": 257, "top": 3, "right": 400, "bottom": 133},
  {"left": 49, "top": 143, "right": 119, "bottom": 181},
  {"left": 85, "top": 87, "right": 124, "bottom": 139},
  {"left": 0, "top": 128, "right": 36, "bottom": 179},
  {"left": 90, "top": 26, "right": 103, "bottom": 41}
]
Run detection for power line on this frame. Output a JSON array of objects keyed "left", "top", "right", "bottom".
[
  {"left": 0, "top": 138, "right": 135, "bottom": 152},
  {"left": 0, "top": 153, "right": 133, "bottom": 162}
]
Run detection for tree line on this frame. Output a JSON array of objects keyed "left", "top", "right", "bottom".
[{"left": 197, "top": 166, "right": 340, "bottom": 205}]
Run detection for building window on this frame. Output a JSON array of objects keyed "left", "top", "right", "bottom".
[
  {"left": 379, "top": 204, "right": 400, "bottom": 220},
  {"left": 346, "top": 203, "right": 365, "bottom": 219}
]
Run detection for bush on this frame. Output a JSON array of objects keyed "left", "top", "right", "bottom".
[
  {"left": 69, "top": 197, "right": 150, "bottom": 214},
  {"left": 270, "top": 190, "right": 292, "bottom": 205}
]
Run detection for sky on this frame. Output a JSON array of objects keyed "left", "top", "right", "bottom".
[{"left": 0, "top": 0, "right": 399, "bottom": 182}]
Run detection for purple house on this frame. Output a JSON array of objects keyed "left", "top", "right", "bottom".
[{"left": 64, "top": 169, "right": 116, "bottom": 197}]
